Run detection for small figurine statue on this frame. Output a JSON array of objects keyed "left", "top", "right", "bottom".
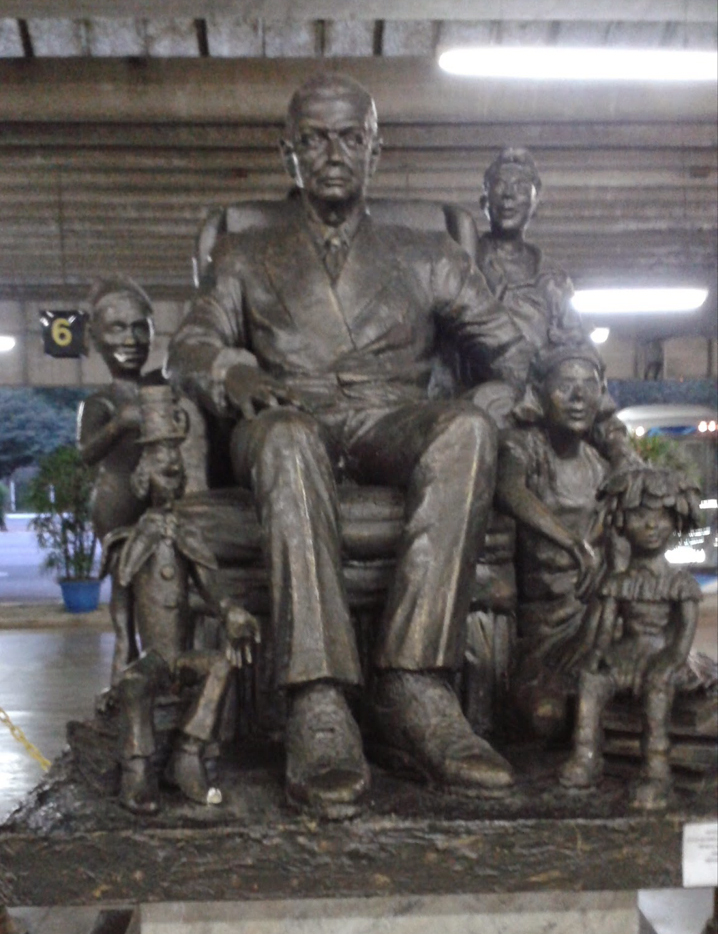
[
  {"left": 560, "top": 467, "right": 702, "bottom": 809},
  {"left": 105, "top": 385, "right": 259, "bottom": 814},
  {"left": 78, "top": 276, "right": 162, "bottom": 686}
]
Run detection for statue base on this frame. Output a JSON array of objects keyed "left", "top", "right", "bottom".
[{"left": 1, "top": 738, "right": 715, "bottom": 907}]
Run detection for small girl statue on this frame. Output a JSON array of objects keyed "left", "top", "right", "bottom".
[{"left": 560, "top": 467, "right": 702, "bottom": 809}]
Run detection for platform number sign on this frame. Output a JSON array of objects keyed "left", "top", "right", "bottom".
[{"left": 40, "top": 310, "right": 88, "bottom": 358}]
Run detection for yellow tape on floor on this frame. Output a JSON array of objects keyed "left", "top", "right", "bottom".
[{"left": 0, "top": 706, "right": 50, "bottom": 771}]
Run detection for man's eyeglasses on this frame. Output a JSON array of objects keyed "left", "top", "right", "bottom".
[{"left": 296, "top": 126, "right": 369, "bottom": 154}]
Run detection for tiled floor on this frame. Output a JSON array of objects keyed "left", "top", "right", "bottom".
[{"left": 0, "top": 628, "right": 113, "bottom": 822}]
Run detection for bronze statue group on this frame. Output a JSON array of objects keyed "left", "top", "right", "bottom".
[{"left": 78, "top": 72, "right": 705, "bottom": 819}]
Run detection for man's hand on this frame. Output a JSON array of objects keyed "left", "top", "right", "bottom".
[
  {"left": 220, "top": 598, "right": 261, "bottom": 668},
  {"left": 225, "top": 363, "right": 302, "bottom": 420}
]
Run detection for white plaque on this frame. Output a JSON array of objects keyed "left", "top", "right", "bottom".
[{"left": 683, "top": 822, "right": 718, "bottom": 888}]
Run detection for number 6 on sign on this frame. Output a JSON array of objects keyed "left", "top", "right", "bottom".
[
  {"left": 39, "top": 309, "right": 89, "bottom": 358},
  {"left": 51, "top": 317, "right": 72, "bottom": 348}
]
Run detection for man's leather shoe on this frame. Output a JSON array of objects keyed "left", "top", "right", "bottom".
[
  {"left": 285, "top": 681, "right": 370, "bottom": 819},
  {"left": 119, "top": 756, "right": 160, "bottom": 815},
  {"left": 372, "top": 670, "right": 514, "bottom": 795}
]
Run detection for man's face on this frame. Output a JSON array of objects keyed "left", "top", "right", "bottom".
[
  {"left": 486, "top": 164, "right": 538, "bottom": 234},
  {"left": 286, "top": 91, "right": 378, "bottom": 206},
  {"left": 542, "top": 359, "right": 602, "bottom": 435},
  {"left": 93, "top": 294, "right": 152, "bottom": 378}
]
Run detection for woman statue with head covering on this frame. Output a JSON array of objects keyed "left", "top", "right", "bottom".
[{"left": 495, "top": 337, "right": 616, "bottom": 738}]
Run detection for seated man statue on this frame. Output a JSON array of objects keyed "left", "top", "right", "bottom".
[{"left": 166, "top": 72, "right": 534, "bottom": 818}]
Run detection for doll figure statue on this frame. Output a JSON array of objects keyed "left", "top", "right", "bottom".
[
  {"left": 106, "top": 385, "right": 259, "bottom": 814},
  {"left": 560, "top": 467, "right": 702, "bottom": 809}
]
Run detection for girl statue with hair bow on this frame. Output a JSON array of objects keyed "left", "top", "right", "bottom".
[{"left": 560, "top": 467, "right": 702, "bottom": 809}]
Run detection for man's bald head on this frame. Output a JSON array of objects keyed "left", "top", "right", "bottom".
[
  {"left": 281, "top": 72, "right": 382, "bottom": 212},
  {"left": 285, "top": 72, "right": 379, "bottom": 140}
]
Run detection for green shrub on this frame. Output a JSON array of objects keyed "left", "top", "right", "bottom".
[
  {"left": 630, "top": 433, "right": 700, "bottom": 486},
  {"left": 27, "top": 446, "right": 98, "bottom": 581}
]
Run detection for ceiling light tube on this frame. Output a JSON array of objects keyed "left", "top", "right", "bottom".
[
  {"left": 438, "top": 47, "right": 718, "bottom": 82},
  {"left": 0, "top": 336, "right": 16, "bottom": 353},
  {"left": 572, "top": 288, "right": 708, "bottom": 314}
]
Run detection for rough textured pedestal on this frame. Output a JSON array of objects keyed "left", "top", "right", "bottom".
[{"left": 1, "top": 742, "right": 715, "bottom": 908}]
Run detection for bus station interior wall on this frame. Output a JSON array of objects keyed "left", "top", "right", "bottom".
[{"left": 1, "top": 297, "right": 717, "bottom": 388}]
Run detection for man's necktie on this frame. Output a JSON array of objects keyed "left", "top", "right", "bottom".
[{"left": 323, "top": 232, "right": 346, "bottom": 280}]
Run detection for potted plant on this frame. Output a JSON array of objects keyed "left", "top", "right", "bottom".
[{"left": 27, "top": 445, "right": 100, "bottom": 613}]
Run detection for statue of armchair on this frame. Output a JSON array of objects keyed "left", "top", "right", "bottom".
[{"left": 174, "top": 195, "right": 517, "bottom": 736}]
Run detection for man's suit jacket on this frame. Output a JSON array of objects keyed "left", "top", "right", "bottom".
[{"left": 167, "top": 202, "right": 529, "bottom": 417}]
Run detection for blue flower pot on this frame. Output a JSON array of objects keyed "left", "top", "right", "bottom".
[{"left": 60, "top": 579, "right": 101, "bottom": 614}]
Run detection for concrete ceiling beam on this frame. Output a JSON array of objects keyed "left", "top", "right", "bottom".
[
  {"left": 0, "top": 1, "right": 715, "bottom": 24},
  {"left": 0, "top": 145, "right": 713, "bottom": 173},
  {"left": 1, "top": 121, "right": 715, "bottom": 150},
  {"left": 84, "top": 17, "right": 146, "bottom": 56},
  {"left": 0, "top": 17, "right": 22, "bottom": 55},
  {"left": 1, "top": 58, "right": 715, "bottom": 123},
  {"left": 25, "top": 18, "right": 86, "bottom": 56}
]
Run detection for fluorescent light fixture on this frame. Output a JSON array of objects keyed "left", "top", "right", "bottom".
[
  {"left": 438, "top": 47, "right": 718, "bottom": 82},
  {"left": 590, "top": 327, "right": 610, "bottom": 344},
  {"left": 572, "top": 288, "right": 708, "bottom": 314},
  {"left": 0, "top": 336, "right": 16, "bottom": 353}
]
